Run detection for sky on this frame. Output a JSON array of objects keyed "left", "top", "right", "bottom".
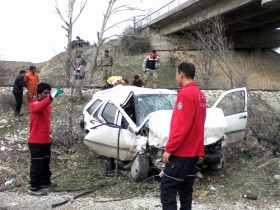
[{"left": 0, "top": 0, "right": 171, "bottom": 63}]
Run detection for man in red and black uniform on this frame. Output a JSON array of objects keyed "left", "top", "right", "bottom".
[
  {"left": 142, "top": 50, "right": 160, "bottom": 88},
  {"left": 161, "top": 62, "right": 206, "bottom": 210},
  {"left": 27, "top": 83, "right": 63, "bottom": 196}
]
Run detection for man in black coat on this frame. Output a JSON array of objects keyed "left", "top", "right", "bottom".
[
  {"left": 131, "top": 75, "right": 143, "bottom": 87},
  {"left": 12, "top": 70, "right": 26, "bottom": 116}
]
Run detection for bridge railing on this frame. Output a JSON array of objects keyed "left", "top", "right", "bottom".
[{"left": 135, "top": 0, "right": 190, "bottom": 28}]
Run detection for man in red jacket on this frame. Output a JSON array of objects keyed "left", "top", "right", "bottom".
[
  {"left": 27, "top": 83, "right": 63, "bottom": 196},
  {"left": 161, "top": 62, "right": 206, "bottom": 210}
]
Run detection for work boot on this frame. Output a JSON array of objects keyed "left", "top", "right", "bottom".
[
  {"left": 27, "top": 186, "right": 47, "bottom": 196},
  {"left": 41, "top": 181, "right": 57, "bottom": 188}
]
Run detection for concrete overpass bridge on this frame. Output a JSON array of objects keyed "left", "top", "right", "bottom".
[{"left": 136, "top": 0, "right": 280, "bottom": 50}]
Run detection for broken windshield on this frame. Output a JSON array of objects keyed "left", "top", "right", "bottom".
[{"left": 135, "top": 94, "right": 177, "bottom": 126}]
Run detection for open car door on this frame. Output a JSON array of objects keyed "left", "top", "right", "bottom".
[{"left": 212, "top": 87, "right": 247, "bottom": 145}]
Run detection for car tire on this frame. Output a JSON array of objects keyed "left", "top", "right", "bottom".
[
  {"left": 211, "top": 152, "right": 225, "bottom": 170},
  {"left": 130, "top": 153, "right": 149, "bottom": 182}
]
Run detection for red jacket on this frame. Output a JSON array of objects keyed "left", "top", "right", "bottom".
[
  {"left": 165, "top": 82, "right": 206, "bottom": 157},
  {"left": 28, "top": 96, "right": 53, "bottom": 144}
]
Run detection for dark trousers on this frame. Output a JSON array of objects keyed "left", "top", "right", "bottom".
[
  {"left": 13, "top": 91, "right": 23, "bottom": 114},
  {"left": 160, "top": 156, "right": 198, "bottom": 210},
  {"left": 28, "top": 143, "right": 52, "bottom": 189},
  {"left": 102, "top": 82, "right": 113, "bottom": 90}
]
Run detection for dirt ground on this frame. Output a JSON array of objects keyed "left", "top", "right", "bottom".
[{"left": 0, "top": 90, "right": 279, "bottom": 210}]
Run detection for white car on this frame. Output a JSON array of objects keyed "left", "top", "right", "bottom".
[{"left": 80, "top": 85, "right": 247, "bottom": 181}]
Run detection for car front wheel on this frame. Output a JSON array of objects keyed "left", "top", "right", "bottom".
[
  {"left": 211, "top": 152, "right": 225, "bottom": 170},
  {"left": 130, "top": 153, "right": 149, "bottom": 182}
]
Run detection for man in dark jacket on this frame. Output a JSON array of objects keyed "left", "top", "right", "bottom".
[
  {"left": 142, "top": 50, "right": 160, "bottom": 88},
  {"left": 161, "top": 62, "right": 206, "bottom": 210},
  {"left": 131, "top": 75, "right": 143, "bottom": 87},
  {"left": 12, "top": 70, "right": 26, "bottom": 116}
]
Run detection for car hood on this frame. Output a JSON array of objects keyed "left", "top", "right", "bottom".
[{"left": 146, "top": 108, "right": 227, "bottom": 147}]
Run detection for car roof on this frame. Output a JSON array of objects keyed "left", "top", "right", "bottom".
[{"left": 92, "top": 85, "right": 177, "bottom": 105}]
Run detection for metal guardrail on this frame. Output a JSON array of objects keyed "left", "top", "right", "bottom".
[{"left": 135, "top": 0, "right": 190, "bottom": 28}]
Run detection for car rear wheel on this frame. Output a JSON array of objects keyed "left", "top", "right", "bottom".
[{"left": 130, "top": 153, "right": 149, "bottom": 182}]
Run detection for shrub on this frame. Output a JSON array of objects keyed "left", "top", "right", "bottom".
[
  {"left": 247, "top": 91, "right": 280, "bottom": 156},
  {"left": 0, "top": 91, "right": 17, "bottom": 113},
  {"left": 118, "top": 35, "right": 151, "bottom": 56}
]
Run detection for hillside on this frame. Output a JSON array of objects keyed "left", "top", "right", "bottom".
[
  {"left": 1, "top": 46, "right": 280, "bottom": 90},
  {"left": 0, "top": 61, "right": 42, "bottom": 85}
]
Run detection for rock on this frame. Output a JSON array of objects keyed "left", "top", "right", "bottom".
[
  {"left": 0, "top": 166, "right": 14, "bottom": 173},
  {"left": 209, "top": 185, "right": 217, "bottom": 192},
  {"left": 273, "top": 175, "right": 280, "bottom": 181},
  {"left": 193, "top": 190, "right": 209, "bottom": 197},
  {"left": 0, "top": 119, "right": 8, "bottom": 124},
  {"left": 22, "top": 147, "right": 29, "bottom": 152}
]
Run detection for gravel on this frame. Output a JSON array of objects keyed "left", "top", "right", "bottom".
[{"left": 1, "top": 191, "right": 279, "bottom": 210}]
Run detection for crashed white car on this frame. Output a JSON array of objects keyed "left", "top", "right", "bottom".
[{"left": 80, "top": 85, "right": 247, "bottom": 181}]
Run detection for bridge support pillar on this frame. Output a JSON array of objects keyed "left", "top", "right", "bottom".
[{"left": 148, "top": 34, "right": 195, "bottom": 51}]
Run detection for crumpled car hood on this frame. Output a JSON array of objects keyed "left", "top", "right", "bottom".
[{"left": 147, "top": 108, "right": 227, "bottom": 147}]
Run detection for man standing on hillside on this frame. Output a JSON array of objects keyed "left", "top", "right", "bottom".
[
  {"left": 101, "top": 50, "right": 114, "bottom": 84},
  {"left": 142, "top": 50, "right": 160, "bottom": 88},
  {"left": 24, "top": 66, "right": 39, "bottom": 107},
  {"left": 12, "top": 70, "right": 26, "bottom": 116},
  {"left": 161, "top": 62, "right": 206, "bottom": 210},
  {"left": 73, "top": 50, "right": 87, "bottom": 97}
]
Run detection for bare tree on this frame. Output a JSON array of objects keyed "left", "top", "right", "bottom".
[
  {"left": 55, "top": 0, "right": 87, "bottom": 81},
  {"left": 87, "top": 0, "right": 142, "bottom": 84},
  {"left": 54, "top": 0, "right": 88, "bottom": 145},
  {"left": 190, "top": 16, "right": 235, "bottom": 88},
  {"left": 190, "top": 16, "right": 258, "bottom": 89}
]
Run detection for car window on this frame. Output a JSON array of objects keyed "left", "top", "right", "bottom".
[
  {"left": 121, "top": 116, "right": 129, "bottom": 129},
  {"left": 216, "top": 90, "right": 245, "bottom": 116},
  {"left": 102, "top": 102, "right": 118, "bottom": 124},
  {"left": 86, "top": 99, "right": 102, "bottom": 115},
  {"left": 93, "top": 105, "right": 102, "bottom": 118},
  {"left": 116, "top": 112, "right": 129, "bottom": 129},
  {"left": 135, "top": 94, "right": 177, "bottom": 126}
]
